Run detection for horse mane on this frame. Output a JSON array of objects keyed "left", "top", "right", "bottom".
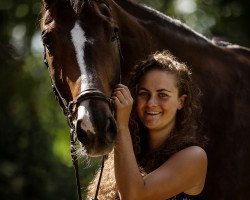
[{"left": 114, "top": 0, "right": 214, "bottom": 47}]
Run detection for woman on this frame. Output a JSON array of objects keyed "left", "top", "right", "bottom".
[{"left": 87, "top": 51, "right": 207, "bottom": 200}]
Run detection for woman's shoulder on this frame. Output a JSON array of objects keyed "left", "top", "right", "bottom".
[
  {"left": 171, "top": 146, "right": 207, "bottom": 163},
  {"left": 163, "top": 146, "right": 207, "bottom": 195},
  {"left": 169, "top": 145, "right": 207, "bottom": 181}
]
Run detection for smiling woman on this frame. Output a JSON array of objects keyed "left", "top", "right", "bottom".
[
  {"left": 128, "top": 51, "right": 207, "bottom": 172},
  {"left": 87, "top": 51, "right": 208, "bottom": 200}
]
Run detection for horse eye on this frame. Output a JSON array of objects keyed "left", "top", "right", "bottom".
[
  {"left": 42, "top": 31, "right": 53, "bottom": 53},
  {"left": 99, "top": 2, "right": 111, "bottom": 18}
]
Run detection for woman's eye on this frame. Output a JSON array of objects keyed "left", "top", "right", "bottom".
[
  {"left": 138, "top": 92, "right": 149, "bottom": 98},
  {"left": 159, "top": 93, "right": 168, "bottom": 98}
]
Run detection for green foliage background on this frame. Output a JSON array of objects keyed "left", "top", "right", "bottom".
[{"left": 0, "top": 0, "right": 249, "bottom": 199}]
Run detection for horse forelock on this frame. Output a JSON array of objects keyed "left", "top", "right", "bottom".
[
  {"left": 70, "top": 0, "right": 85, "bottom": 14},
  {"left": 41, "top": 0, "right": 84, "bottom": 18}
]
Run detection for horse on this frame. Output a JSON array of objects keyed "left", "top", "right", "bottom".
[{"left": 40, "top": 0, "right": 250, "bottom": 199}]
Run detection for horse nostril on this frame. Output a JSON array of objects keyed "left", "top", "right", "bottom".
[
  {"left": 106, "top": 117, "right": 117, "bottom": 143},
  {"left": 76, "top": 120, "right": 88, "bottom": 145}
]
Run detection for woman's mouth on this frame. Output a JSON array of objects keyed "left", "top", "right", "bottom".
[{"left": 145, "top": 111, "right": 161, "bottom": 115}]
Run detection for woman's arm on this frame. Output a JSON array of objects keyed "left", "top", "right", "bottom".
[
  {"left": 112, "top": 84, "right": 207, "bottom": 200},
  {"left": 113, "top": 84, "right": 143, "bottom": 199}
]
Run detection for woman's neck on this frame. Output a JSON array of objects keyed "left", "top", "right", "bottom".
[{"left": 148, "top": 121, "right": 175, "bottom": 151}]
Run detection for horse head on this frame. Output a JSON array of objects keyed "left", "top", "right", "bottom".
[{"left": 40, "top": 0, "right": 122, "bottom": 156}]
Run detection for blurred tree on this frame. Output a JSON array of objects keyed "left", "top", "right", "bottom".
[
  {"left": 0, "top": 37, "right": 79, "bottom": 200},
  {"left": 139, "top": 0, "right": 250, "bottom": 46}
]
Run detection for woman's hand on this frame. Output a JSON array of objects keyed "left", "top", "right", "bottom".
[{"left": 112, "top": 84, "right": 133, "bottom": 129}]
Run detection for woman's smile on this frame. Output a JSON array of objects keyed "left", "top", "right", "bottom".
[
  {"left": 145, "top": 111, "right": 161, "bottom": 115},
  {"left": 143, "top": 110, "right": 163, "bottom": 128}
]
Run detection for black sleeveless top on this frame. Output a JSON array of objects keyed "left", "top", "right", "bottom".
[
  {"left": 113, "top": 192, "right": 199, "bottom": 200},
  {"left": 169, "top": 192, "right": 199, "bottom": 200}
]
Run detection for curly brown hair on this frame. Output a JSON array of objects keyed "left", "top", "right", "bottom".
[
  {"left": 129, "top": 51, "right": 207, "bottom": 172},
  {"left": 86, "top": 51, "right": 207, "bottom": 199}
]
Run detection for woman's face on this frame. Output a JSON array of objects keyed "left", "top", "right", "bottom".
[{"left": 136, "top": 69, "right": 186, "bottom": 133}]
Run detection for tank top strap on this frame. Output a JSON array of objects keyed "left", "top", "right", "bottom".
[{"left": 169, "top": 192, "right": 200, "bottom": 200}]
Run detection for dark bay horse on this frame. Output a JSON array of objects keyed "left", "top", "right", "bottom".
[{"left": 40, "top": 0, "right": 250, "bottom": 199}]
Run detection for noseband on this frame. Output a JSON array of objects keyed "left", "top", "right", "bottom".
[
  {"left": 68, "top": 89, "right": 115, "bottom": 118},
  {"left": 42, "top": 25, "right": 122, "bottom": 200}
]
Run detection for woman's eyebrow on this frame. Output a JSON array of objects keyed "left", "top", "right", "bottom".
[
  {"left": 138, "top": 88, "right": 172, "bottom": 93},
  {"left": 157, "top": 89, "right": 171, "bottom": 92},
  {"left": 138, "top": 87, "right": 149, "bottom": 91}
]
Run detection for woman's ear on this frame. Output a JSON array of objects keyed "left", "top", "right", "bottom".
[{"left": 178, "top": 94, "right": 187, "bottom": 110}]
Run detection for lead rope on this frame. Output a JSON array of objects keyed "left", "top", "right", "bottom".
[
  {"left": 92, "top": 155, "right": 107, "bottom": 200},
  {"left": 70, "top": 127, "right": 83, "bottom": 200}
]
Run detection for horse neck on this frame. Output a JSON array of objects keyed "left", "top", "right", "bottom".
[
  {"left": 113, "top": 0, "right": 216, "bottom": 80},
  {"left": 112, "top": 1, "right": 154, "bottom": 82}
]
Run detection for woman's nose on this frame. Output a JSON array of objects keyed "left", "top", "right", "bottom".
[{"left": 147, "top": 96, "right": 157, "bottom": 106}]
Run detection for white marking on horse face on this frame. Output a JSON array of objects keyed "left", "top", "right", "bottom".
[
  {"left": 71, "top": 21, "right": 95, "bottom": 132},
  {"left": 77, "top": 103, "right": 95, "bottom": 134},
  {"left": 70, "top": 21, "right": 89, "bottom": 91}
]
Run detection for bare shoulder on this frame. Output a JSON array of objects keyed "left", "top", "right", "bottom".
[
  {"left": 166, "top": 146, "right": 208, "bottom": 195},
  {"left": 168, "top": 146, "right": 206, "bottom": 163},
  {"left": 141, "top": 146, "right": 207, "bottom": 198},
  {"left": 170, "top": 146, "right": 207, "bottom": 175},
  {"left": 177, "top": 146, "right": 207, "bottom": 161}
]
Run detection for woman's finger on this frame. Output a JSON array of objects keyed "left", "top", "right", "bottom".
[
  {"left": 114, "top": 85, "right": 132, "bottom": 101},
  {"left": 113, "top": 90, "right": 128, "bottom": 105}
]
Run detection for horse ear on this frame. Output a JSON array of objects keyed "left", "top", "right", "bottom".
[{"left": 42, "top": 0, "right": 54, "bottom": 7}]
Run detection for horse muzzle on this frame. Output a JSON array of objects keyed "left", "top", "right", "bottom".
[{"left": 75, "top": 101, "right": 117, "bottom": 157}]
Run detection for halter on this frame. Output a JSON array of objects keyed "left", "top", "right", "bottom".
[{"left": 42, "top": 28, "right": 123, "bottom": 200}]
